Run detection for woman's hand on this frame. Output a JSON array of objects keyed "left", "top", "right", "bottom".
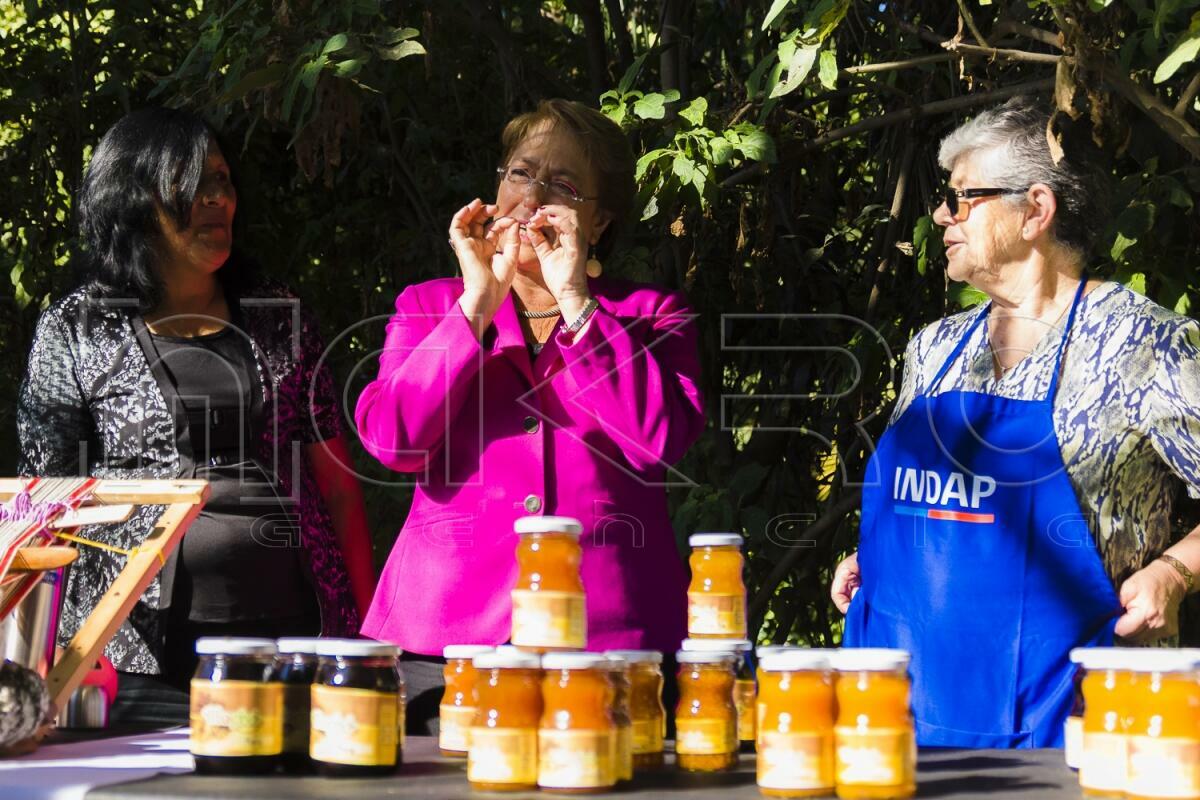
[
  {"left": 526, "top": 204, "right": 592, "bottom": 322},
  {"left": 1113, "top": 559, "right": 1188, "bottom": 643},
  {"left": 450, "top": 199, "right": 520, "bottom": 339},
  {"left": 831, "top": 551, "right": 860, "bottom": 614}
]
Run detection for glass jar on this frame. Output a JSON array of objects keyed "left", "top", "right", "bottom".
[
  {"left": 310, "top": 639, "right": 404, "bottom": 777},
  {"left": 1065, "top": 648, "right": 1087, "bottom": 771},
  {"left": 511, "top": 516, "right": 586, "bottom": 651},
  {"left": 607, "top": 649, "right": 666, "bottom": 770},
  {"left": 682, "top": 637, "right": 757, "bottom": 750},
  {"left": 469, "top": 649, "right": 544, "bottom": 792},
  {"left": 439, "top": 645, "right": 493, "bottom": 757},
  {"left": 538, "top": 652, "right": 617, "bottom": 792},
  {"left": 604, "top": 654, "right": 634, "bottom": 783},
  {"left": 270, "top": 637, "right": 320, "bottom": 774},
  {"left": 686, "top": 533, "right": 747, "bottom": 639},
  {"left": 1124, "top": 650, "right": 1200, "bottom": 800},
  {"left": 756, "top": 645, "right": 796, "bottom": 746},
  {"left": 1077, "top": 647, "right": 1140, "bottom": 798},
  {"left": 190, "top": 637, "right": 282, "bottom": 775},
  {"left": 757, "top": 649, "right": 835, "bottom": 798},
  {"left": 831, "top": 648, "right": 915, "bottom": 800},
  {"left": 675, "top": 649, "right": 739, "bottom": 772}
]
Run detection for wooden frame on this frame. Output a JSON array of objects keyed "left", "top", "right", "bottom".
[{"left": 0, "top": 479, "right": 208, "bottom": 711}]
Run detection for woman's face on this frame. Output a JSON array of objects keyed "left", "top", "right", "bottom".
[
  {"left": 934, "top": 152, "right": 1027, "bottom": 286},
  {"left": 494, "top": 121, "right": 611, "bottom": 272},
  {"left": 156, "top": 141, "right": 237, "bottom": 278}
]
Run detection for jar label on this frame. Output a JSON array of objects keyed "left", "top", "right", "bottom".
[
  {"left": 282, "top": 683, "right": 310, "bottom": 754},
  {"left": 189, "top": 679, "right": 283, "bottom": 757},
  {"left": 538, "top": 729, "right": 614, "bottom": 789},
  {"left": 614, "top": 724, "right": 633, "bottom": 781},
  {"left": 835, "top": 726, "right": 915, "bottom": 787},
  {"left": 687, "top": 592, "right": 746, "bottom": 636},
  {"left": 310, "top": 685, "right": 400, "bottom": 767},
  {"left": 468, "top": 727, "right": 538, "bottom": 785},
  {"left": 1126, "top": 736, "right": 1200, "bottom": 798},
  {"left": 758, "top": 730, "right": 835, "bottom": 790},
  {"left": 439, "top": 704, "right": 476, "bottom": 752},
  {"left": 511, "top": 589, "right": 586, "bottom": 649},
  {"left": 676, "top": 717, "right": 737, "bottom": 755},
  {"left": 1063, "top": 715, "right": 1083, "bottom": 770},
  {"left": 735, "top": 679, "right": 757, "bottom": 741},
  {"left": 632, "top": 717, "right": 664, "bottom": 754},
  {"left": 1080, "top": 731, "right": 1128, "bottom": 793}
]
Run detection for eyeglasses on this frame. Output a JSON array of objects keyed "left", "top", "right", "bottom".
[
  {"left": 940, "top": 187, "right": 1029, "bottom": 221},
  {"left": 496, "top": 166, "right": 597, "bottom": 205}
]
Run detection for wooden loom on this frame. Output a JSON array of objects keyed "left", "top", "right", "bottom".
[{"left": 0, "top": 478, "right": 208, "bottom": 712}]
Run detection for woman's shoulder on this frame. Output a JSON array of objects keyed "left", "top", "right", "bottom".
[
  {"left": 1087, "top": 280, "right": 1197, "bottom": 335},
  {"left": 907, "top": 304, "right": 981, "bottom": 361},
  {"left": 588, "top": 276, "right": 692, "bottom": 316}
]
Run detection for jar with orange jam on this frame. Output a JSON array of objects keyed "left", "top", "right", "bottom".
[
  {"left": 538, "top": 652, "right": 617, "bottom": 792},
  {"left": 438, "top": 645, "right": 492, "bottom": 757},
  {"left": 468, "top": 649, "right": 543, "bottom": 792},
  {"left": 607, "top": 649, "right": 666, "bottom": 770},
  {"left": 675, "top": 649, "right": 739, "bottom": 772},
  {"left": 757, "top": 649, "right": 835, "bottom": 798},
  {"left": 683, "top": 637, "right": 757, "bottom": 750},
  {"left": 1076, "top": 647, "right": 1140, "bottom": 798},
  {"left": 831, "top": 648, "right": 915, "bottom": 800},
  {"left": 511, "top": 516, "right": 586, "bottom": 651},
  {"left": 756, "top": 645, "right": 795, "bottom": 746},
  {"left": 1124, "top": 650, "right": 1200, "bottom": 800},
  {"left": 687, "top": 533, "right": 747, "bottom": 638},
  {"left": 604, "top": 654, "right": 634, "bottom": 783}
]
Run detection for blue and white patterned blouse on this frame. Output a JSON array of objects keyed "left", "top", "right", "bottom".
[{"left": 892, "top": 281, "right": 1200, "bottom": 586}]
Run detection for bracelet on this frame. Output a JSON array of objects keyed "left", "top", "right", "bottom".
[
  {"left": 1157, "top": 554, "right": 1194, "bottom": 593},
  {"left": 564, "top": 297, "right": 599, "bottom": 334}
]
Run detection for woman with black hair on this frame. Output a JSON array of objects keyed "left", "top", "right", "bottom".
[{"left": 16, "top": 107, "right": 375, "bottom": 724}]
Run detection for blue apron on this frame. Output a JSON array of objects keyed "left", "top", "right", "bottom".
[{"left": 844, "top": 276, "right": 1120, "bottom": 748}]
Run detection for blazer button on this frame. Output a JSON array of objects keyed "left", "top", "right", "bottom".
[
  {"left": 523, "top": 416, "right": 540, "bottom": 434},
  {"left": 523, "top": 494, "right": 542, "bottom": 514}
]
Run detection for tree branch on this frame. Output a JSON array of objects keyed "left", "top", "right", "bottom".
[
  {"left": 1102, "top": 63, "right": 1200, "bottom": 158},
  {"left": 842, "top": 53, "right": 957, "bottom": 75},
  {"left": 604, "top": 0, "right": 634, "bottom": 72},
  {"left": 1176, "top": 71, "right": 1200, "bottom": 117},
  {"left": 954, "top": 0, "right": 991, "bottom": 49},
  {"left": 990, "top": 19, "right": 1061, "bottom": 49},
  {"left": 942, "top": 41, "right": 1061, "bottom": 65}
]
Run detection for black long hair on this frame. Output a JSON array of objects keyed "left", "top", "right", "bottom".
[{"left": 76, "top": 107, "right": 254, "bottom": 310}]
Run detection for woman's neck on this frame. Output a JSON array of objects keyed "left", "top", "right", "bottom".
[
  {"left": 985, "top": 257, "right": 1084, "bottom": 322},
  {"left": 144, "top": 266, "right": 228, "bottom": 334},
  {"left": 511, "top": 271, "right": 559, "bottom": 312}
]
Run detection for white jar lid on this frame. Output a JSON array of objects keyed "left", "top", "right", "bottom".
[
  {"left": 688, "top": 533, "right": 744, "bottom": 548},
  {"left": 676, "top": 650, "right": 737, "bottom": 664},
  {"left": 1075, "top": 647, "right": 1199, "bottom": 674},
  {"left": 604, "top": 649, "right": 663, "bottom": 664},
  {"left": 542, "top": 652, "right": 609, "bottom": 670},
  {"left": 474, "top": 650, "right": 542, "bottom": 670},
  {"left": 514, "top": 515, "right": 582, "bottom": 535},
  {"left": 443, "top": 645, "right": 495, "bottom": 660},
  {"left": 760, "top": 650, "right": 832, "bottom": 672},
  {"left": 315, "top": 638, "right": 400, "bottom": 658},
  {"left": 681, "top": 638, "right": 751, "bottom": 653},
  {"left": 1069, "top": 647, "right": 1145, "bottom": 672},
  {"left": 830, "top": 648, "right": 910, "bottom": 672},
  {"left": 275, "top": 637, "right": 322, "bottom": 655},
  {"left": 756, "top": 645, "right": 796, "bottom": 659},
  {"left": 196, "top": 637, "right": 277, "bottom": 656}
]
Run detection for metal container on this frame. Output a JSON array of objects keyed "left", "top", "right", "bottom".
[{"left": 0, "top": 568, "right": 65, "bottom": 678}]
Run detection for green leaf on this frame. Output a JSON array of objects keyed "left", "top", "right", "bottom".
[
  {"left": 1110, "top": 232, "right": 1138, "bottom": 262},
  {"left": 746, "top": 52, "right": 779, "bottom": 98},
  {"left": 762, "top": 0, "right": 795, "bottom": 30},
  {"left": 618, "top": 52, "right": 650, "bottom": 94},
  {"left": 322, "top": 33, "right": 349, "bottom": 55},
  {"left": 679, "top": 96, "right": 707, "bottom": 126},
  {"left": 770, "top": 43, "right": 819, "bottom": 98},
  {"left": 736, "top": 129, "right": 777, "bottom": 163},
  {"left": 641, "top": 194, "right": 660, "bottom": 221},
  {"left": 710, "top": 137, "right": 735, "bottom": 165},
  {"left": 1116, "top": 201, "right": 1156, "bottom": 237},
  {"left": 806, "top": 0, "right": 851, "bottom": 43},
  {"left": 300, "top": 56, "right": 327, "bottom": 90},
  {"left": 672, "top": 155, "right": 696, "bottom": 182},
  {"left": 1154, "top": 26, "right": 1200, "bottom": 83},
  {"left": 818, "top": 48, "right": 838, "bottom": 89},
  {"left": 381, "top": 26, "right": 419, "bottom": 44},
  {"left": 378, "top": 40, "right": 425, "bottom": 60},
  {"left": 334, "top": 58, "right": 365, "bottom": 78},
  {"left": 216, "top": 63, "right": 288, "bottom": 103},
  {"left": 948, "top": 282, "right": 988, "bottom": 309},
  {"left": 635, "top": 149, "right": 667, "bottom": 180},
  {"left": 633, "top": 92, "right": 667, "bottom": 119}
]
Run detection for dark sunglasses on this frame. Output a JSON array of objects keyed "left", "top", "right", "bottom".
[{"left": 941, "top": 187, "right": 1030, "bottom": 220}]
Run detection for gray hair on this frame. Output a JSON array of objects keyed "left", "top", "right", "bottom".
[{"left": 938, "top": 97, "right": 1110, "bottom": 259}]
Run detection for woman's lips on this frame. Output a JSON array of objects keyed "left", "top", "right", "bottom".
[{"left": 946, "top": 241, "right": 964, "bottom": 256}]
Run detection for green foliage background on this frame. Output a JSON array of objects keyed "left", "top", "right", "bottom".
[{"left": 3, "top": 0, "right": 1199, "bottom": 645}]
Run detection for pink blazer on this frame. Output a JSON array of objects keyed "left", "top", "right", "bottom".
[{"left": 355, "top": 276, "right": 705, "bottom": 655}]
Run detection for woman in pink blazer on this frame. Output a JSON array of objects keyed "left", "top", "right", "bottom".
[{"left": 355, "top": 100, "right": 705, "bottom": 728}]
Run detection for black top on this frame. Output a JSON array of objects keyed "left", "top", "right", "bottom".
[{"left": 148, "top": 328, "right": 316, "bottom": 625}]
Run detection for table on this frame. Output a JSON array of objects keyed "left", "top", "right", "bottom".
[{"left": 84, "top": 736, "right": 1084, "bottom": 799}]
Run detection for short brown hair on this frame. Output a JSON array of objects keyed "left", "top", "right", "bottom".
[{"left": 500, "top": 99, "right": 636, "bottom": 260}]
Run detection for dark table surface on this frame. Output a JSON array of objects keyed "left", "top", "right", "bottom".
[{"left": 82, "top": 736, "right": 1083, "bottom": 799}]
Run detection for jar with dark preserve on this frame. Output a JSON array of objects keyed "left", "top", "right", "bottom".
[
  {"left": 604, "top": 654, "right": 634, "bottom": 783},
  {"left": 310, "top": 639, "right": 405, "bottom": 777},
  {"left": 270, "top": 637, "right": 320, "bottom": 774},
  {"left": 190, "top": 638, "right": 282, "bottom": 775}
]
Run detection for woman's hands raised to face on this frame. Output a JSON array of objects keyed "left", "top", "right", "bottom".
[
  {"left": 450, "top": 199, "right": 520, "bottom": 340},
  {"left": 525, "top": 204, "right": 593, "bottom": 322}
]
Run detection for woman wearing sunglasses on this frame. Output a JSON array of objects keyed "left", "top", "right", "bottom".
[
  {"left": 355, "top": 99, "right": 705, "bottom": 730},
  {"left": 832, "top": 96, "right": 1200, "bottom": 748}
]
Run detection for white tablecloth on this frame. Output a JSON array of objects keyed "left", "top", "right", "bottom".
[{"left": 0, "top": 728, "right": 193, "bottom": 800}]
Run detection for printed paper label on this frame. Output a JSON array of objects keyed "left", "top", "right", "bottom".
[
  {"left": 835, "top": 726, "right": 915, "bottom": 787},
  {"left": 676, "top": 717, "right": 737, "bottom": 755},
  {"left": 735, "top": 678, "right": 757, "bottom": 741},
  {"left": 439, "top": 704, "right": 476, "bottom": 752},
  {"left": 1080, "top": 732, "right": 1129, "bottom": 793},
  {"left": 687, "top": 592, "right": 746, "bottom": 636},
  {"left": 310, "top": 685, "right": 400, "bottom": 766},
  {"left": 190, "top": 680, "right": 283, "bottom": 757},
  {"left": 758, "top": 730, "right": 835, "bottom": 790},
  {"left": 538, "top": 729, "right": 614, "bottom": 789},
  {"left": 1126, "top": 736, "right": 1200, "bottom": 798},
  {"left": 1064, "top": 715, "right": 1083, "bottom": 770},
  {"left": 511, "top": 589, "right": 586, "bottom": 649},
  {"left": 632, "top": 717, "right": 664, "bottom": 754},
  {"left": 468, "top": 727, "right": 538, "bottom": 785}
]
